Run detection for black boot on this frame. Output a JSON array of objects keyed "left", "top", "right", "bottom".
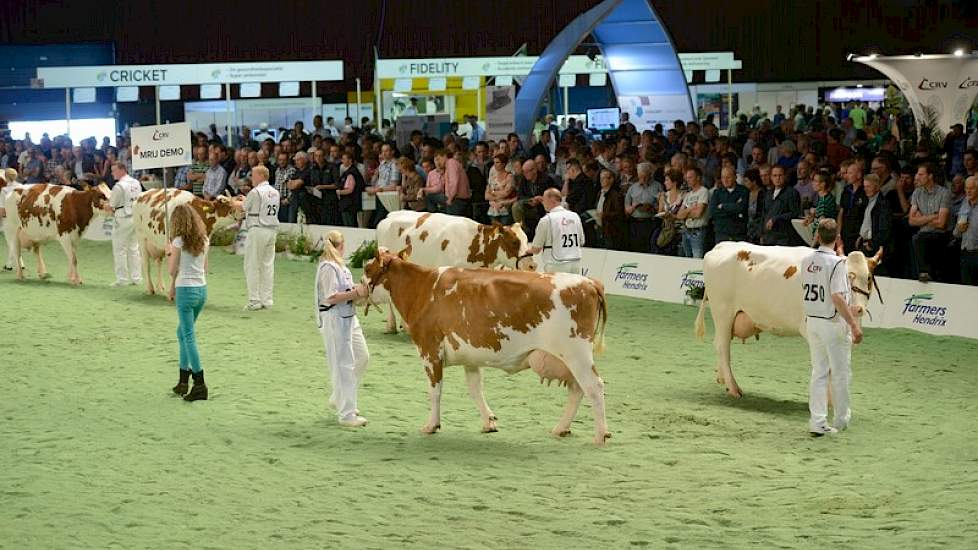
[
  {"left": 172, "top": 369, "right": 191, "bottom": 396},
  {"left": 183, "top": 371, "right": 208, "bottom": 401}
]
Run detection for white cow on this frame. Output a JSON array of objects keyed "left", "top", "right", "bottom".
[
  {"left": 3, "top": 183, "right": 111, "bottom": 284},
  {"left": 132, "top": 188, "right": 242, "bottom": 295},
  {"left": 362, "top": 251, "right": 610, "bottom": 444},
  {"left": 694, "top": 242, "right": 881, "bottom": 397},
  {"left": 375, "top": 211, "right": 535, "bottom": 332}
]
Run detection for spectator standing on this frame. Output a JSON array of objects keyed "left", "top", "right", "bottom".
[
  {"left": 272, "top": 152, "right": 295, "bottom": 223},
  {"left": 744, "top": 168, "right": 767, "bottom": 244},
  {"left": 597, "top": 168, "right": 627, "bottom": 251},
  {"left": 676, "top": 166, "right": 710, "bottom": 257},
  {"left": 486, "top": 153, "right": 517, "bottom": 224},
  {"left": 652, "top": 169, "right": 685, "bottom": 255},
  {"left": 855, "top": 174, "right": 891, "bottom": 261},
  {"left": 310, "top": 149, "right": 340, "bottom": 225},
  {"left": 202, "top": 150, "right": 228, "bottom": 200},
  {"left": 624, "top": 162, "right": 661, "bottom": 252},
  {"left": 762, "top": 165, "right": 802, "bottom": 246},
  {"left": 287, "top": 152, "right": 312, "bottom": 224},
  {"left": 909, "top": 163, "right": 952, "bottom": 282},
  {"left": 337, "top": 151, "right": 365, "bottom": 227},
  {"left": 954, "top": 176, "right": 978, "bottom": 284},
  {"left": 397, "top": 157, "right": 425, "bottom": 212},
  {"left": 838, "top": 163, "right": 868, "bottom": 253},
  {"left": 187, "top": 146, "right": 209, "bottom": 196},
  {"left": 366, "top": 143, "right": 401, "bottom": 227},
  {"left": 709, "top": 166, "right": 750, "bottom": 242}
]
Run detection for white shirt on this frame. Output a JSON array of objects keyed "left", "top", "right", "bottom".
[
  {"left": 315, "top": 260, "right": 356, "bottom": 326},
  {"left": 244, "top": 181, "right": 281, "bottom": 229},
  {"left": 172, "top": 236, "right": 208, "bottom": 287},
  {"left": 859, "top": 194, "right": 878, "bottom": 240},
  {"left": 532, "top": 206, "right": 584, "bottom": 263},
  {"left": 802, "top": 246, "right": 850, "bottom": 319},
  {"left": 110, "top": 175, "right": 142, "bottom": 218}
]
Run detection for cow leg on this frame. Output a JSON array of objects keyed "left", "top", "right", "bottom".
[
  {"left": 384, "top": 301, "right": 398, "bottom": 334},
  {"left": 59, "top": 239, "right": 80, "bottom": 285},
  {"left": 140, "top": 242, "right": 155, "bottom": 294},
  {"left": 35, "top": 244, "right": 50, "bottom": 280},
  {"left": 13, "top": 230, "right": 25, "bottom": 280},
  {"left": 712, "top": 309, "right": 743, "bottom": 398},
  {"left": 562, "top": 353, "right": 610, "bottom": 446},
  {"left": 463, "top": 366, "right": 497, "bottom": 433},
  {"left": 551, "top": 382, "right": 584, "bottom": 437},
  {"left": 156, "top": 257, "right": 167, "bottom": 294},
  {"left": 421, "top": 358, "right": 444, "bottom": 434}
]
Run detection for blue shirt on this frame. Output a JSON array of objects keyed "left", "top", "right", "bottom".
[{"left": 956, "top": 199, "right": 978, "bottom": 251}]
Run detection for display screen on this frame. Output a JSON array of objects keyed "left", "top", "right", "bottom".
[{"left": 587, "top": 107, "right": 620, "bottom": 131}]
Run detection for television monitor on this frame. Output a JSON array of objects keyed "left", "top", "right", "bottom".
[
  {"left": 587, "top": 107, "right": 620, "bottom": 131},
  {"left": 116, "top": 86, "right": 139, "bottom": 102}
]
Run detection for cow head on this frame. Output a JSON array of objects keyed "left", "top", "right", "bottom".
[
  {"left": 191, "top": 195, "right": 244, "bottom": 235},
  {"left": 88, "top": 183, "right": 111, "bottom": 213},
  {"left": 493, "top": 222, "right": 536, "bottom": 271},
  {"left": 845, "top": 247, "right": 883, "bottom": 325},
  {"left": 362, "top": 248, "right": 401, "bottom": 303}
]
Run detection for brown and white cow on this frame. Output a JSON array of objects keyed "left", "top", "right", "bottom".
[
  {"left": 694, "top": 242, "right": 881, "bottom": 397},
  {"left": 2, "top": 183, "right": 111, "bottom": 284},
  {"left": 363, "top": 250, "right": 611, "bottom": 445},
  {"left": 132, "top": 188, "right": 242, "bottom": 295},
  {"left": 376, "top": 211, "right": 535, "bottom": 333}
]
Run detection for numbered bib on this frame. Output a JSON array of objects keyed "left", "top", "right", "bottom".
[{"left": 548, "top": 209, "right": 583, "bottom": 262}]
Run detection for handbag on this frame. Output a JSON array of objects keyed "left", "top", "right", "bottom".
[{"left": 656, "top": 219, "right": 677, "bottom": 247}]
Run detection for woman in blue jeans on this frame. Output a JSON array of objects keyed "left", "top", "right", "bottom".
[{"left": 166, "top": 204, "right": 210, "bottom": 401}]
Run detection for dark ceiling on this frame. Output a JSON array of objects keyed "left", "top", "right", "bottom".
[{"left": 1, "top": 0, "right": 976, "bottom": 91}]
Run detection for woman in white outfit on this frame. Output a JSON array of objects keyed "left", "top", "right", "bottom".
[{"left": 315, "top": 230, "right": 370, "bottom": 427}]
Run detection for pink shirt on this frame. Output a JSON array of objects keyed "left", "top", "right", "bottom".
[
  {"left": 444, "top": 158, "right": 471, "bottom": 201},
  {"left": 424, "top": 169, "right": 445, "bottom": 195}
]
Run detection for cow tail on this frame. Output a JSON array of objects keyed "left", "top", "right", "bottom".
[
  {"left": 593, "top": 286, "right": 608, "bottom": 356},
  {"left": 694, "top": 290, "right": 709, "bottom": 341}
]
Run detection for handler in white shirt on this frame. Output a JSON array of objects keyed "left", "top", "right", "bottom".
[
  {"left": 1, "top": 168, "right": 23, "bottom": 271},
  {"left": 802, "top": 219, "right": 864, "bottom": 436},
  {"left": 238, "top": 165, "right": 280, "bottom": 310},
  {"left": 528, "top": 188, "right": 585, "bottom": 274},
  {"left": 106, "top": 162, "right": 143, "bottom": 287}
]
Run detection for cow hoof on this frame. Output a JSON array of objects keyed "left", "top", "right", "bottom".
[
  {"left": 39, "top": 273, "right": 51, "bottom": 280},
  {"left": 726, "top": 388, "right": 743, "bottom": 398},
  {"left": 481, "top": 421, "right": 498, "bottom": 433},
  {"left": 593, "top": 432, "right": 612, "bottom": 446},
  {"left": 552, "top": 428, "right": 572, "bottom": 438},
  {"left": 421, "top": 423, "right": 441, "bottom": 434},
  {"left": 383, "top": 327, "right": 398, "bottom": 335}
]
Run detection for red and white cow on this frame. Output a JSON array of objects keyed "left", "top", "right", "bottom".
[
  {"left": 694, "top": 242, "right": 881, "bottom": 397},
  {"left": 132, "top": 188, "right": 242, "bottom": 295},
  {"left": 362, "top": 251, "right": 611, "bottom": 445},
  {"left": 3, "top": 183, "right": 111, "bottom": 284},
  {"left": 376, "top": 211, "right": 535, "bottom": 332}
]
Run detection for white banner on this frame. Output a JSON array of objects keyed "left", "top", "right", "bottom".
[
  {"left": 36, "top": 60, "right": 343, "bottom": 89},
  {"left": 618, "top": 94, "right": 695, "bottom": 131},
  {"left": 485, "top": 86, "right": 516, "bottom": 141},
  {"left": 856, "top": 55, "right": 978, "bottom": 135},
  {"left": 131, "top": 122, "right": 193, "bottom": 171}
]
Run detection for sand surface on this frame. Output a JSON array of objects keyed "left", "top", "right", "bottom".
[{"left": 1, "top": 238, "right": 976, "bottom": 549}]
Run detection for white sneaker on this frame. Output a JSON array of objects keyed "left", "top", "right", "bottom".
[
  {"left": 809, "top": 425, "right": 838, "bottom": 437},
  {"left": 338, "top": 415, "right": 368, "bottom": 428},
  {"left": 243, "top": 302, "right": 263, "bottom": 311},
  {"left": 130, "top": 280, "right": 142, "bottom": 286},
  {"left": 110, "top": 280, "right": 129, "bottom": 288},
  {"left": 261, "top": 304, "right": 273, "bottom": 310}
]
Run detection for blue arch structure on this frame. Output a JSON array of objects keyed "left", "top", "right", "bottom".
[{"left": 514, "top": 0, "right": 694, "bottom": 144}]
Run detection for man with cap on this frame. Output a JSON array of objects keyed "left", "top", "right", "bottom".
[{"left": 527, "top": 188, "right": 584, "bottom": 274}]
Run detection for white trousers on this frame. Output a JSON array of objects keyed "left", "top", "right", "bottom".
[
  {"left": 244, "top": 226, "right": 277, "bottom": 306},
  {"left": 319, "top": 314, "right": 369, "bottom": 421},
  {"left": 543, "top": 260, "right": 581, "bottom": 274},
  {"left": 806, "top": 317, "right": 852, "bottom": 431},
  {"left": 112, "top": 217, "right": 141, "bottom": 283}
]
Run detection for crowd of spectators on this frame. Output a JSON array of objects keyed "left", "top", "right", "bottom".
[{"left": 2, "top": 101, "right": 977, "bottom": 285}]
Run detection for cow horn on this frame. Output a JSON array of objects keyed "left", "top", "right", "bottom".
[{"left": 869, "top": 247, "right": 884, "bottom": 270}]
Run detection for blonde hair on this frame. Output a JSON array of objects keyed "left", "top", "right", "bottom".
[
  {"left": 320, "top": 230, "right": 345, "bottom": 265},
  {"left": 171, "top": 204, "right": 208, "bottom": 256},
  {"left": 4, "top": 168, "right": 17, "bottom": 184}
]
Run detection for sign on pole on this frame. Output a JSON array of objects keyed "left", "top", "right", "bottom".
[{"left": 131, "top": 122, "right": 193, "bottom": 171}]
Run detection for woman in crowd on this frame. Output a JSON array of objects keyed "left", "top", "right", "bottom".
[
  {"left": 744, "top": 168, "right": 767, "bottom": 244},
  {"left": 486, "top": 153, "right": 517, "bottom": 224},
  {"left": 315, "top": 230, "right": 370, "bottom": 427},
  {"left": 809, "top": 170, "right": 839, "bottom": 227},
  {"left": 167, "top": 204, "right": 211, "bottom": 402},
  {"left": 598, "top": 168, "right": 627, "bottom": 250},
  {"left": 397, "top": 156, "right": 425, "bottom": 212},
  {"left": 651, "top": 168, "right": 685, "bottom": 255},
  {"left": 229, "top": 149, "right": 251, "bottom": 195}
]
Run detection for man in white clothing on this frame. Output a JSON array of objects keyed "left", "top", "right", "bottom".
[
  {"left": 528, "top": 188, "right": 584, "bottom": 274},
  {"left": 802, "top": 219, "right": 864, "bottom": 436},
  {"left": 1, "top": 168, "right": 24, "bottom": 271},
  {"left": 239, "top": 165, "right": 279, "bottom": 310},
  {"left": 106, "top": 162, "right": 143, "bottom": 286}
]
